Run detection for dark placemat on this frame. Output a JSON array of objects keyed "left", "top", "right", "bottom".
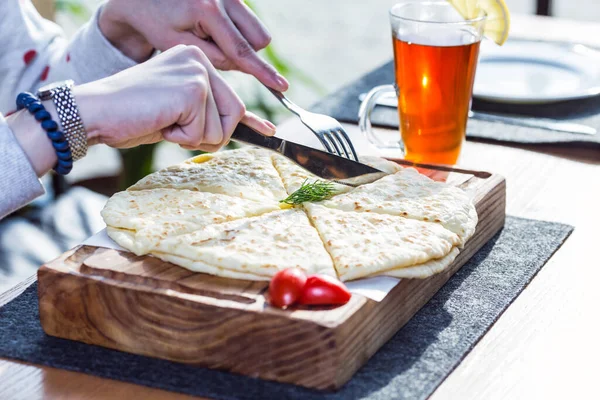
[
  {"left": 311, "top": 59, "right": 600, "bottom": 149},
  {"left": 0, "top": 216, "right": 572, "bottom": 400}
]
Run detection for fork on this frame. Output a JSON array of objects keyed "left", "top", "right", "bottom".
[{"left": 264, "top": 86, "right": 359, "bottom": 162}]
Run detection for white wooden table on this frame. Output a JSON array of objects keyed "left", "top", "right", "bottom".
[{"left": 1, "top": 13, "right": 600, "bottom": 400}]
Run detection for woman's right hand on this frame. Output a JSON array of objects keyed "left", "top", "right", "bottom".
[{"left": 74, "top": 45, "right": 275, "bottom": 152}]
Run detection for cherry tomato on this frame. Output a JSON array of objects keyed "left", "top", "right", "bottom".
[
  {"left": 299, "top": 275, "right": 351, "bottom": 306},
  {"left": 268, "top": 268, "right": 308, "bottom": 308}
]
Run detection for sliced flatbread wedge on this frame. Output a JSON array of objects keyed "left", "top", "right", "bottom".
[
  {"left": 378, "top": 247, "right": 460, "bottom": 279},
  {"left": 304, "top": 204, "right": 460, "bottom": 281},
  {"left": 360, "top": 155, "right": 404, "bottom": 174},
  {"left": 128, "top": 148, "right": 288, "bottom": 203},
  {"left": 102, "top": 188, "right": 280, "bottom": 255},
  {"left": 272, "top": 153, "right": 403, "bottom": 195},
  {"left": 272, "top": 154, "right": 352, "bottom": 195},
  {"left": 151, "top": 208, "right": 337, "bottom": 280},
  {"left": 317, "top": 168, "right": 478, "bottom": 245}
]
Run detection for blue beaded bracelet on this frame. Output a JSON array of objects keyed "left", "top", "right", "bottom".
[{"left": 16, "top": 92, "right": 73, "bottom": 175}]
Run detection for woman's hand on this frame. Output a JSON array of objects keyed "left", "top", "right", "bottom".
[
  {"left": 77, "top": 45, "right": 275, "bottom": 152},
  {"left": 99, "top": 0, "right": 289, "bottom": 92},
  {"left": 8, "top": 45, "right": 275, "bottom": 177}
]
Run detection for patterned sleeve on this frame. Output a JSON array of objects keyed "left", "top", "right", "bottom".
[
  {"left": 0, "top": 0, "right": 138, "bottom": 115},
  {"left": 0, "top": 114, "right": 45, "bottom": 219},
  {"left": 0, "top": 0, "right": 140, "bottom": 217}
]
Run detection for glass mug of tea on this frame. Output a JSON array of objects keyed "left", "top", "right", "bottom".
[{"left": 359, "top": 1, "right": 485, "bottom": 165}]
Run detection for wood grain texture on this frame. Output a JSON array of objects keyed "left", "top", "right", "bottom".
[
  {"left": 0, "top": 359, "right": 200, "bottom": 400},
  {"left": 36, "top": 170, "right": 504, "bottom": 391}
]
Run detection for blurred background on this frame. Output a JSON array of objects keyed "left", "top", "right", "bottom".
[{"left": 31, "top": 0, "right": 600, "bottom": 189}]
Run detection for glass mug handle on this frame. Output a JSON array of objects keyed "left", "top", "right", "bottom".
[{"left": 358, "top": 84, "right": 403, "bottom": 150}]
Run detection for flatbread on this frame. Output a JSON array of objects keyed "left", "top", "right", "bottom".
[
  {"left": 271, "top": 154, "right": 351, "bottom": 195},
  {"left": 100, "top": 148, "right": 478, "bottom": 282},
  {"left": 152, "top": 252, "right": 272, "bottom": 280},
  {"left": 317, "top": 168, "right": 478, "bottom": 245},
  {"left": 359, "top": 156, "right": 403, "bottom": 174},
  {"left": 378, "top": 247, "right": 460, "bottom": 279},
  {"left": 102, "top": 188, "right": 280, "bottom": 255},
  {"left": 272, "top": 153, "right": 402, "bottom": 195},
  {"left": 304, "top": 204, "right": 460, "bottom": 281},
  {"left": 151, "top": 208, "right": 337, "bottom": 280},
  {"left": 128, "top": 148, "right": 288, "bottom": 203}
]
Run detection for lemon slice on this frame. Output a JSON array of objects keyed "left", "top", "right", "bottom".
[{"left": 447, "top": 0, "right": 510, "bottom": 45}]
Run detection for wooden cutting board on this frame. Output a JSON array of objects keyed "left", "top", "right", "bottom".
[{"left": 37, "top": 166, "right": 505, "bottom": 391}]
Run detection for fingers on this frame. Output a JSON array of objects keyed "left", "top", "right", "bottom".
[
  {"left": 162, "top": 46, "right": 234, "bottom": 149},
  {"left": 161, "top": 45, "right": 276, "bottom": 152},
  {"left": 203, "top": 65, "right": 246, "bottom": 143},
  {"left": 224, "top": 0, "right": 271, "bottom": 51},
  {"left": 182, "top": 142, "right": 227, "bottom": 153},
  {"left": 165, "top": 88, "right": 223, "bottom": 148},
  {"left": 190, "top": 51, "right": 250, "bottom": 145},
  {"left": 202, "top": 86, "right": 224, "bottom": 145},
  {"left": 162, "top": 57, "right": 210, "bottom": 147},
  {"left": 201, "top": 4, "right": 289, "bottom": 91},
  {"left": 172, "top": 31, "right": 237, "bottom": 71},
  {"left": 182, "top": 110, "right": 278, "bottom": 152},
  {"left": 241, "top": 111, "right": 276, "bottom": 136},
  {"left": 202, "top": 61, "right": 276, "bottom": 141}
]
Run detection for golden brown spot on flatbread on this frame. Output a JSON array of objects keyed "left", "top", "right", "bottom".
[{"left": 191, "top": 238, "right": 212, "bottom": 246}]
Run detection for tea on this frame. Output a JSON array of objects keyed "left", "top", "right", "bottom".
[{"left": 393, "top": 37, "right": 480, "bottom": 164}]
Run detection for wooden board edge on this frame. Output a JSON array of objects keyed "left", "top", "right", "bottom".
[
  {"left": 37, "top": 265, "right": 346, "bottom": 390},
  {"left": 39, "top": 246, "right": 367, "bottom": 331}
]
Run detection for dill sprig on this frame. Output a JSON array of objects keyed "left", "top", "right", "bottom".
[{"left": 280, "top": 179, "right": 336, "bottom": 205}]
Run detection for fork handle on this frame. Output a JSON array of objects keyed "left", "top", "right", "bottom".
[{"left": 263, "top": 85, "right": 304, "bottom": 117}]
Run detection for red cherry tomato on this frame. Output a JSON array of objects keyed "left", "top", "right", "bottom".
[
  {"left": 268, "top": 268, "right": 308, "bottom": 308},
  {"left": 299, "top": 275, "right": 351, "bottom": 306}
]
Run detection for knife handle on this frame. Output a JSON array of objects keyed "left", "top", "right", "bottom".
[
  {"left": 469, "top": 111, "right": 597, "bottom": 135},
  {"left": 384, "top": 157, "right": 492, "bottom": 179},
  {"left": 358, "top": 93, "right": 597, "bottom": 136}
]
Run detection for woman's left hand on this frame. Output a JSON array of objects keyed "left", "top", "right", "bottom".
[{"left": 99, "top": 0, "right": 289, "bottom": 92}]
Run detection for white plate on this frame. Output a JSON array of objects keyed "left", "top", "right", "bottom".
[{"left": 473, "top": 39, "right": 600, "bottom": 104}]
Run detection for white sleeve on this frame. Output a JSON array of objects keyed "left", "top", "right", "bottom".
[
  {"left": 0, "top": 114, "right": 45, "bottom": 219},
  {"left": 0, "top": 0, "right": 138, "bottom": 115}
]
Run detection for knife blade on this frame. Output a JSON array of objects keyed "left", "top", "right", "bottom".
[
  {"left": 358, "top": 93, "right": 597, "bottom": 136},
  {"left": 231, "top": 123, "right": 386, "bottom": 185}
]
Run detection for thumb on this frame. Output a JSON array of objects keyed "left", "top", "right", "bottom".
[{"left": 241, "top": 111, "right": 276, "bottom": 136}]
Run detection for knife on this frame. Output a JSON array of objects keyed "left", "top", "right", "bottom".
[
  {"left": 232, "top": 122, "right": 493, "bottom": 182},
  {"left": 231, "top": 123, "right": 386, "bottom": 186},
  {"left": 358, "top": 93, "right": 597, "bottom": 136}
]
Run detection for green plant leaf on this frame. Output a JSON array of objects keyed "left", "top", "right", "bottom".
[
  {"left": 55, "top": 0, "right": 91, "bottom": 20},
  {"left": 280, "top": 179, "right": 337, "bottom": 205}
]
